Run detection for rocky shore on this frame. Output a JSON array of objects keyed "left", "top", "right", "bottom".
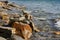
[{"left": 0, "top": 0, "right": 60, "bottom": 40}]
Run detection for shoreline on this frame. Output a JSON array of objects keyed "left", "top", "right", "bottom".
[{"left": 0, "top": 0, "right": 60, "bottom": 40}]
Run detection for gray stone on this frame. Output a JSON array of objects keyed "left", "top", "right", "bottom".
[{"left": 0, "top": 37, "right": 6, "bottom": 40}]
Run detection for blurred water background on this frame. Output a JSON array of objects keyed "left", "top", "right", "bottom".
[
  {"left": 7, "top": 0, "right": 60, "bottom": 19},
  {"left": 7, "top": 0, "right": 60, "bottom": 28}
]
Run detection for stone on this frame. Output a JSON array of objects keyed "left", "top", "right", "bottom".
[
  {"left": 0, "top": 37, "right": 6, "bottom": 40},
  {"left": 12, "top": 22, "right": 32, "bottom": 40}
]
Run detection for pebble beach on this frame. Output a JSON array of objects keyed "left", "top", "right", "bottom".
[{"left": 0, "top": 0, "right": 60, "bottom": 40}]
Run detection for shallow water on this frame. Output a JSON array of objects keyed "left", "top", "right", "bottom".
[
  {"left": 7, "top": 0, "right": 60, "bottom": 19},
  {"left": 8, "top": 0, "right": 60, "bottom": 13}
]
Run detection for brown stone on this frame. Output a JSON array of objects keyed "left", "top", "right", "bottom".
[
  {"left": 12, "top": 22, "right": 32, "bottom": 40},
  {"left": 54, "top": 31, "right": 60, "bottom": 35}
]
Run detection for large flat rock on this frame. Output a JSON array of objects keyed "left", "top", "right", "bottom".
[{"left": 0, "top": 37, "right": 6, "bottom": 40}]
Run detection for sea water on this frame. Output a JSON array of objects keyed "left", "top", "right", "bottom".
[
  {"left": 8, "top": 0, "right": 60, "bottom": 19},
  {"left": 8, "top": 0, "right": 60, "bottom": 13},
  {"left": 8, "top": 0, "right": 60, "bottom": 27}
]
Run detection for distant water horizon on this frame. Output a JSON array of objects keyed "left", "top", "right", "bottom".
[{"left": 8, "top": 0, "right": 60, "bottom": 14}]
